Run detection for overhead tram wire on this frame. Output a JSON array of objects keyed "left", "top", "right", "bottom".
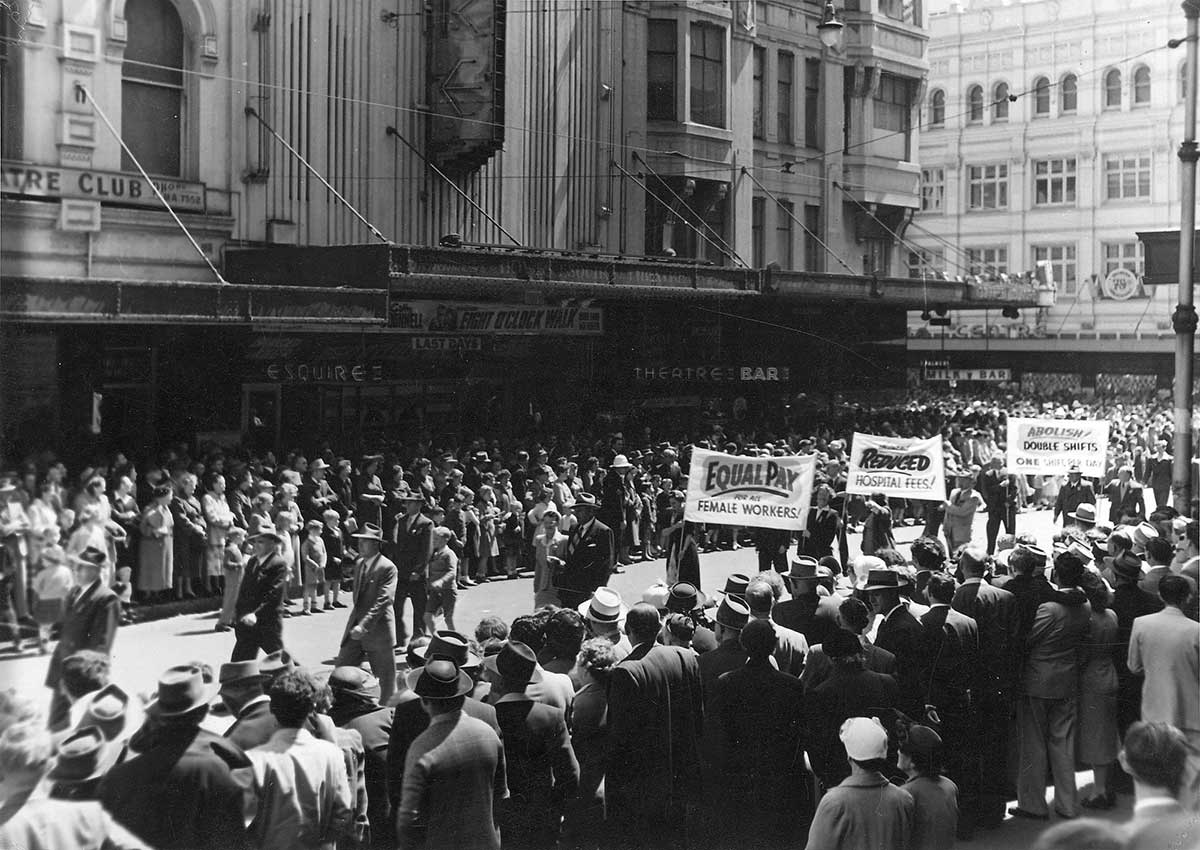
[
  {"left": 904, "top": 219, "right": 1009, "bottom": 279},
  {"left": 739, "top": 166, "right": 857, "bottom": 276},
  {"left": 630, "top": 151, "right": 749, "bottom": 268},
  {"left": 611, "top": 161, "right": 744, "bottom": 268},
  {"left": 75, "top": 82, "right": 227, "bottom": 285},
  {"left": 386, "top": 126, "right": 523, "bottom": 247}
]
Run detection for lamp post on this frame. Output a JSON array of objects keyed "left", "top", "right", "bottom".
[
  {"left": 1174, "top": 0, "right": 1199, "bottom": 516},
  {"left": 818, "top": 3, "right": 845, "bottom": 273}
]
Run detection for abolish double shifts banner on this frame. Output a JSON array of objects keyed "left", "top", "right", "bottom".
[
  {"left": 1007, "top": 418, "right": 1110, "bottom": 476},
  {"left": 846, "top": 433, "right": 946, "bottom": 501},
  {"left": 685, "top": 449, "right": 815, "bottom": 531}
]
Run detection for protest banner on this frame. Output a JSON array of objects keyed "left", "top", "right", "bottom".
[
  {"left": 685, "top": 449, "right": 815, "bottom": 531},
  {"left": 1006, "top": 418, "right": 1110, "bottom": 477},
  {"left": 846, "top": 433, "right": 947, "bottom": 501}
]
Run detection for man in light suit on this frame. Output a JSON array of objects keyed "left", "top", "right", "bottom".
[
  {"left": 390, "top": 492, "right": 432, "bottom": 649},
  {"left": 1128, "top": 575, "right": 1200, "bottom": 810},
  {"left": 44, "top": 546, "right": 120, "bottom": 731},
  {"left": 336, "top": 522, "right": 397, "bottom": 704},
  {"left": 1012, "top": 551, "right": 1092, "bottom": 820},
  {"left": 553, "top": 493, "right": 614, "bottom": 610},
  {"left": 1107, "top": 465, "right": 1147, "bottom": 525},
  {"left": 607, "top": 603, "right": 704, "bottom": 849}
]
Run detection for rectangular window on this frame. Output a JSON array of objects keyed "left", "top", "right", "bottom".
[
  {"left": 752, "top": 46, "right": 765, "bottom": 139},
  {"left": 965, "top": 246, "right": 1008, "bottom": 275},
  {"left": 967, "top": 163, "right": 1009, "bottom": 210},
  {"left": 880, "top": 0, "right": 916, "bottom": 23},
  {"left": 777, "top": 51, "right": 794, "bottom": 145},
  {"left": 920, "top": 167, "right": 944, "bottom": 212},
  {"left": 1034, "top": 244, "right": 1077, "bottom": 295},
  {"left": 804, "top": 58, "right": 821, "bottom": 149},
  {"left": 1033, "top": 157, "right": 1077, "bottom": 206},
  {"left": 776, "top": 200, "right": 795, "bottom": 270},
  {"left": 874, "top": 73, "right": 914, "bottom": 159},
  {"left": 0, "top": 14, "right": 21, "bottom": 160},
  {"left": 1102, "top": 241, "right": 1145, "bottom": 277},
  {"left": 804, "top": 204, "right": 821, "bottom": 272},
  {"left": 863, "top": 238, "right": 892, "bottom": 276},
  {"left": 907, "top": 248, "right": 946, "bottom": 278},
  {"left": 689, "top": 23, "right": 725, "bottom": 128},
  {"left": 752, "top": 196, "right": 765, "bottom": 267},
  {"left": 1104, "top": 154, "right": 1151, "bottom": 200},
  {"left": 647, "top": 20, "right": 677, "bottom": 121}
]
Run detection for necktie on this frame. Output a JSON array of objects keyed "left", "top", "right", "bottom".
[{"left": 566, "top": 529, "right": 578, "bottom": 557}]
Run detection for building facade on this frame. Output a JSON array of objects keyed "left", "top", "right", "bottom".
[
  {"left": 2, "top": 0, "right": 961, "bottom": 460},
  {"left": 906, "top": 0, "right": 1188, "bottom": 396}
]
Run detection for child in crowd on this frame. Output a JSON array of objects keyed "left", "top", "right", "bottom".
[
  {"left": 424, "top": 526, "right": 459, "bottom": 634},
  {"left": 216, "top": 526, "right": 246, "bottom": 632},
  {"left": 299, "top": 519, "right": 326, "bottom": 616},
  {"left": 112, "top": 566, "right": 134, "bottom": 625},
  {"left": 31, "top": 545, "right": 74, "bottom": 653},
  {"left": 320, "top": 509, "right": 346, "bottom": 610}
]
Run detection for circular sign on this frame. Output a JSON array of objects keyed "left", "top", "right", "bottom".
[{"left": 1102, "top": 268, "right": 1140, "bottom": 301}]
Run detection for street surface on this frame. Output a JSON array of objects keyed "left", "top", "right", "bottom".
[{"left": 2, "top": 506, "right": 1134, "bottom": 847}]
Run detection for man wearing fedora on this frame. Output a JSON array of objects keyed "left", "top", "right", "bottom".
[
  {"left": 336, "top": 522, "right": 398, "bottom": 704},
  {"left": 300, "top": 458, "right": 339, "bottom": 523},
  {"left": 390, "top": 491, "right": 432, "bottom": 649},
  {"left": 100, "top": 665, "right": 252, "bottom": 850},
  {"left": 577, "top": 587, "right": 633, "bottom": 660},
  {"left": 864, "top": 567, "right": 925, "bottom": 718},
  {"left": 395, "top": 659, "right": 508, "bottom": 850},
  {"left": 231, "top": 522, "right": 290, "bottom": 662},
  {"left": 487, "top": 641, "right": 580, "bottom": 849},
  {"left": 554, "top": 493, "right": 614, "bottom": 611},
  {"left": 45, "top": 546, "right": 121, "bottom": 732},
  {"left": 1111, "top": 550, "right": 1164, "bottom": 736},
  {"left": 600, "top": 454, "right": 636, "bottom": 568},
  {"left": 773, "top": 556, "right": 841, "bottom": 647},
  {"left": 1054, "top": 465, "right": 1096, "bottom": 527},
  {"left": 328, "top": 667, "right": 393, "bottom": 849},
  {"left": 218, "top": 659, "right": 279, "bottom": 750}
]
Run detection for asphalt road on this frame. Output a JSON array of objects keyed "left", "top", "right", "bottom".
[{"left": 2, "top": 507, "right": 1136, "bottom": 848}]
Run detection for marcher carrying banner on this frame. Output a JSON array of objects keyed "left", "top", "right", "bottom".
[
  {"left": 685, "top": 449, "right": 815, "bottom": 531},
  {"left": 1006, "top": 418, "right": 1110, "bottom": 477},
  {"left": 845, "top": 433, "right": 947, "bottom": 501}
]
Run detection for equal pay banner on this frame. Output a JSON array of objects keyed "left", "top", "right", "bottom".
[
  {"left": 1006, "top": 418, "right": 1110, "bottom": 477},
  {"left": 685, "top": 449, "right": 815, "bottom": 531},
  {"left": 846, "top": 433, "right": 946, "bottom": 501}
]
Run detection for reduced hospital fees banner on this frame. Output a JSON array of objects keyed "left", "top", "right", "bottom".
[
  {"left": 845, "top": 433, "right": 946, "bottom": 501},
  {"left": 685, "top": 449, "right": 816, "bottom": 531},
  {"left": 1006, "top": 418, "right": 1110, "bottom": 477}
]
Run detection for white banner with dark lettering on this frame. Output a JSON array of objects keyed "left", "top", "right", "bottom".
[
  {"left": 846, "top": 433, "right": 946, "bottom": 501},
  {"left": 1006, "top": 418, "right": 1110, "bottom": 477},
  {"left": 684, "top": 449, "right": 815, "bottom": 531}
]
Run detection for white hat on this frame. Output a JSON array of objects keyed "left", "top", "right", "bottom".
[
  {"left": 840, "top": 716, "right": 888, "bottom": 761},
  {"left": 578, "top": 587, "right": 628, "bottom": 624}
]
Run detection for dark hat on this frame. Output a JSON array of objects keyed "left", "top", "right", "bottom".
[
  {"left": 573, "top": 492, "right": 598, "bottom": 509},
  {"left": 329, "top": 666, "right": 381, "bottom": 701},
  {"left": 1016, "top": 544, "right": 1049, "bottom": 565},
  {"left": 666, "top": 582, "right": 707, "bottom": 613},
  {"left": 79, "top": 684, "right": 135, "bottom": 742},
  {"left": 47, "top": 726, "right": 115, "bottom": 784},
  {"left": 259, "top": 649, "right": 298, "bottom": 679},
  {"left": 408, "top": 658, "right": 474, "bottom": 699},
  {"left": 715, "top": 596, "right": 751, "bottom": 630},
  {"left": 861, "top": 568, "right": 911, "bottom": 592},
  {"left": 352, "top": 522, "right": 385, "bottom": 540},
  {"left": 719, "top": 573, "right": 751, "bottom": 598},
  {"left": 1067, "top": 463, "right": 1082, "bottom": 473},
  {"left": 664, "top": 613, "right": 697, "bottom": 642},
  {"left": 824, "top": 628, "right": 864, "bottom": 659},
  {"left": 218, "top": 660, "right": 261, "bottom": 688},
  {"left": 1111, "top": 551, "right": 1144, "bottom": 581},
  {"left": 147, "top": 665, "right": 212, "bottom": 718},
  {"left": 483, "top": 640, "right": 542, "bottom": 686},
  {"left": 900, "top": 724, "right": 944, "bottom": 758},
  {"left": 72, "top": 546, "right": 108, "bottom": 569},
  {"left": 409, "top": 630, "right": 481, "bottom": 669}
]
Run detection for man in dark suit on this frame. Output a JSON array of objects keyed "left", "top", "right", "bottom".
[
  {"left": 299, "top": 458, "right": 339, "bottom": 522},
  {"left": 865, "top": 568, "right": 925, "bottom": 717},
  {"left": 390, "top": 492, "right": 432, "bottom": 648},
  {"left": 45, "top": 546, "right": 120, "bottom": 731},
  {"left": 607, "top": 603, "right": 704, "bottom": 849},
  {"left": 329, "top": 666, "right": 394, "bottom": 850},
  {"left": 773, "top": 557, "right": 840, "bottom": 647},
  {"left": 336, "top": 522, "right": 398, "bottom": 703},
  {"left": 553, "top": 493, "right": 614, "bottom": 610},
  {"left": 1147, "top": 440, "right": 1173, "bottom": 511},
  {"left": 1111, "top": 552, "right": 1165, "bottom": 735},
  {"left": 698, "top": 596, "right": 751, "bottom": 697},
  {"left": 231, "top": 523, "right": 289, "bottom": 662},
  {"left": 217, "top": 659, "right": 278, "bottom": 750},
  {"left": 1106, "top": 466, "right": 1146, "bottom": 525},
  {"left": 715, "top": 619, "right": 809, "bottom": 846},
  {"left": 800, "top": 596, "right": 896, "bottom": 692},
  {"left": 487, "top": 641, "right": 580, "bottom": 849},
  {"left": 1054, "top": 464, "right": 1096, "bottom": 526},
  {"left": 980, "top": 455, "right": 1019, "bottom": 554}
]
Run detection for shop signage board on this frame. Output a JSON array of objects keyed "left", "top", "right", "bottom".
[
  {"left": 634, "top": 366, "right": 791, "bottom": 382},
  {"left": 1006, "top": 418, "right": 1110, "bottom": 476},
  {"left": 411, "top": 336, "right": 483, "bottom": 352},
  {"left": 846, "top": 433, "right": 946, "bottom": 500},
  {"left": 923, "top": 367, "right": 1011, "bottom": 382},
  {"left": 1, "top": 161, "right": 206, "bottom": 212},
  {"left": 388, "top": 301, "right": 603, "bottom": 335},
  {"left": 263, "top": 362, "right": 385, "bottom": 383},
  {"left": 685, "top": 448, "right": 815, "bottom": 531}
]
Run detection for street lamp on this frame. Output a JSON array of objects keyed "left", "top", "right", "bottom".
[{"left": 817, "top": 2, "right": 845, "bottom": 51}]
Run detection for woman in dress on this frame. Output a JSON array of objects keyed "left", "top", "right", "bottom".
[
  {"left": 475, "top": 485, "right": 503, "bottom": 578},
  {"left": 532, "top": 508, "right": 567, "bottom": 608},
  {"left": 354, "top": 455, "right": 386, "bottom": 529},
  {"left": 170, "top": 473, "right": 206, "bottom": 600},
  {"left": 137, "top": 484, "right": 174, "bottom": 603},
  {"left": 566, "top": 637, "right": 618, "bottom": 844},
  {"left": 109, "top": 475, "right": 140, "bottom": 579},
  {"left": 410, "top": 457, "right": 438, "bottom": 514},
  {"left": 1078, "top": 572, "right": 1121, "bottom": 811},
  {"left": 495, "top": 470, "right": 523, "bottom": 579},
  {"left": 201, "top": 471, "right": 234, "bottom": 597}
]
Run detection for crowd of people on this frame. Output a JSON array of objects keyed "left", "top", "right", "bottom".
[{"left": 0, "top": 389, "right": 1198, "bottom": 849}]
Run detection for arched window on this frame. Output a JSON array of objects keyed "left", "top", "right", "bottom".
[
  {"left": 121, "top": 0, "right": 185, "bottom": 177},
  {"left": 1033, "top": 76, "right": 1050, "bottom": 116},
  {"left": 993, "top": 82, "right": 1009, "bottom": 120},
  {"left": 1060, "top": 73, "right": 1077, "bottom": 113},
  {"left": 1133, "top": 65, "right": 1151, "bottom": 105},
  {"left": 929, "top": 89, "right": 945, "bottom": 126},
  {"left": 967, "top": 84, "right": 984, "bottom": 123},
  {"left": 1104, "top": 68, "right": 1122, "bottom": 109}
]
